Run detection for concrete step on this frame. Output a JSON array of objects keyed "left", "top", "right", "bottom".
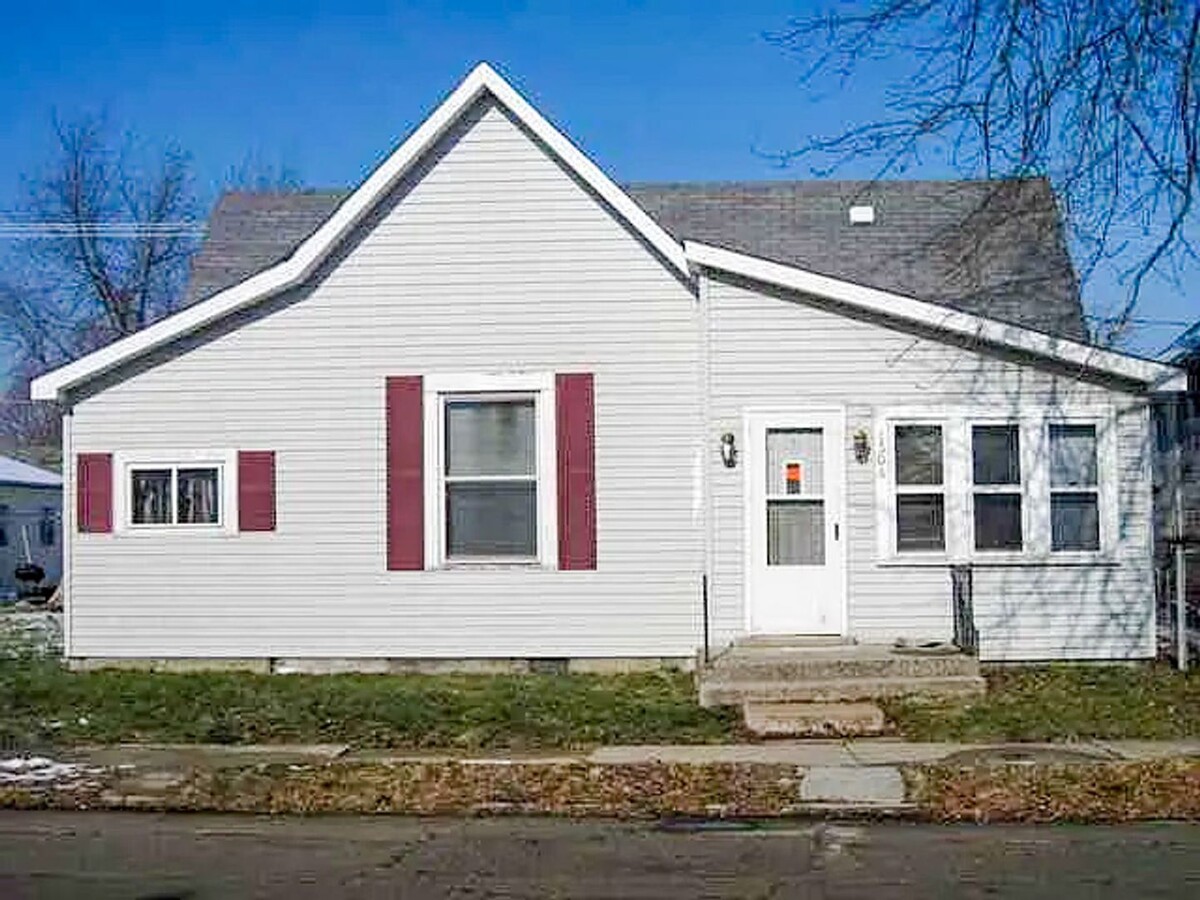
[
  {"left": 699, "top": 674, "right": 986, "bottom": 707},
  {"left": 707, "top": 648, "right": 980, "bottom": 682},
  {"left": 743, "top": 701, "right": 887, "bottom": 738},
  {"left": 734, "top": 635, "right": 857, "bottom": 650}
]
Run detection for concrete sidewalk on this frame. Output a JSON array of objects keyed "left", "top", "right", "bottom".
[
  {"left": 61, "top": 737, "right": 1200, "bottom": 770},
  {"left": 585, "top": 738, "right": 1200, "bottom": 766},
  {"left": 586, "top": 739, "right": 1200, "bottom": 807},
  {"left": 35, "top": 738, "right": 1196, "bottom": 812}
]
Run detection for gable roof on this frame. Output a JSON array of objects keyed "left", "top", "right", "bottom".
[
  {"left": 31, "top": 62, "right": 687, "bottom": 402},
  {"left": 687, "top": 241, "right": 1183, "bottom": 391},
  {"left": 0, "top": 455, "right": 61, "bottom": 489},
  {"left": 31, "top": 62, "right": 1180, "bottom": 401},
  {"left": 186, "top": 179, "right": 1084, "bottom": 341}
]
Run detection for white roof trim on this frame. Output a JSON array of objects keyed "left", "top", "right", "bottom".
[
  {"left": 31, "top": 62, "right": 689, "bottom": 402},
  {"left": 0, "top": 455, "right": 62, "bottom": 488},
  {"left": 685, "top": 241, "right": 1182, "bottom": 388}
]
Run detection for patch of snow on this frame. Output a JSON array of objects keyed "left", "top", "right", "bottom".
[{"left": 0, "top": 756, "right": 104, "bottom": 787}]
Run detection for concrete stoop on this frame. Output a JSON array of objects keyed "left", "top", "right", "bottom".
[
  {"left": 700, "top": 640, "right": 985, "bottom": 737},
  {"left": 743, "top": 701, "right": 887, "bottom": 738}
]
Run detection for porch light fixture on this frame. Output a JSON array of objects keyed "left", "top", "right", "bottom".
[
  {"left": 853, "top": 428, "right": 872, "bottom": 464},
  {"left": 720, "top": 432, "right": 738, "bottom": 468}
]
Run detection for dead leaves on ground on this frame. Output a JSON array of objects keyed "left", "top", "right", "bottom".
[
  {"left": 178, "top": 761, "right": 802, "bottom": 819},
  {"left": 911, "top": 760, "right": 1200, "bottom": 823}
]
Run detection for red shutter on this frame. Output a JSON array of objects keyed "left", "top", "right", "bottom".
[
  {"left": 238, "top": 451, "right": 276, "bottom": 532},
  {"left": 387, "top": 376, "right": 424, "bottom": 571},
  {"left": 76, "top": 453, "right": 113, "bottom": 534},
  {"left": 556, "top": 373, "right": 596, "bottom": 570}
]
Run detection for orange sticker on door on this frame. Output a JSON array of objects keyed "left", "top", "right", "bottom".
[{"left": 784, "top": 461, "right": 803, "bottom": 494}]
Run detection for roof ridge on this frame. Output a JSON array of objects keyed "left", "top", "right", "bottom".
[
  {"left": 212, "top": 176, "right": 1052, "bottom": 202},
  {"left": 625, "top": 176, "right": 1051, "bottom": 188}
]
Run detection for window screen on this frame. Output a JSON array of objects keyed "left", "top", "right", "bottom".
[
  {"left": 129, "top": 465, "right": 221, "bottom": 527},
  {"left": 444, "top": 397, "right": 538, "bottom": 559},
  {"left": 1049, "top": 424, "right": 1100, "bottom": 551},
  {"left": 894, "top": 425, "right": 945, "bottom": 552},
  {"left": 972, "top": 425, "right": 1022, "bottom": 551}
]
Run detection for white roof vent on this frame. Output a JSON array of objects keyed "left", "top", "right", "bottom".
[{"left": 848, "top": 204, "right": 876, "bottom": 225}]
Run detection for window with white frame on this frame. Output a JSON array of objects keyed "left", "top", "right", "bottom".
[
  {"left": 128, "top": 463, "right": 222, "bottom": 527},
  {"left": 881, "top": 411, "right": 1113, "bottom": 560},
  {"left": 893, "top": 424, "right": 946, "bottom": 552},
  {"left": 443, "top": 395, "right": 538, "bottom": 560},
  {"left": 38, "top": 507, "right": 56, "bottom": 547},
  {"left": 1048, "top": 423, "right": 1100, "bottom": 552},
  {"left": 971, "top": 424, "right": 1023, "bottom": 551}
]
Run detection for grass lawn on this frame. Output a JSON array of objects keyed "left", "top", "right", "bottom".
[
  {"left": 5, "top": 631, "right": 1199, "bottom": 750},
  {"left": 885, "top": 664, "right": 1200, "bottom": 742},
  {"left": 0, "top": 650, "right": 739, "bottom": 751}
]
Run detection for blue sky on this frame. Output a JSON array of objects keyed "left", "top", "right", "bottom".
[{"left": 0, "top": 0, "right": 1193, "bottom": 356}]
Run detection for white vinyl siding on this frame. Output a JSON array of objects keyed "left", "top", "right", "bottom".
[
  {"left": 65, "top": 97, "right": 701, "bottom": 660},
  {"left": 705, "top": 271, "right": 1154, "bottom": 662}
]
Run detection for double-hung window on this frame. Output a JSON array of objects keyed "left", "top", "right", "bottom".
[
  {"left": 971, "top": 424, "right": 1023, "bottom": 551},
  {"left": 893, "top": 424, "right": 946, "bottom": 552},
  {"left": 443, "top": 396, "right": 538, "bottom": 560},
  {"left": 1048, "top": 423, "right": 1100, "bottom": 552},
  {"left": 420, "top": 372, "right": 565, "bottom": 570}
]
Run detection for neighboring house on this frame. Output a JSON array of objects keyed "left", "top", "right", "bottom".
[
  {"left": 0, "top": 455, "right": 62, "bottom": 599},
  {"left": 30, "top": 64, "right": 1186, "bottom": 667},
  {"left": 1153, "top": 323, "right": 1200, "bottom": 650}
]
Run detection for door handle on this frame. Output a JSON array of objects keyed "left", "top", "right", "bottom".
[{"left": 834, "top": 523, "right": 840, "bottom": 541}]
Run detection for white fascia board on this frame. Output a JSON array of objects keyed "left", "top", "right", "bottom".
[
  {"left": 685, "top": 241, "right": 1181, "bottom": 389},
  {"left": 31, "top": 63, "right": 688, "bottom": 403},
  {"left": 1153, "top": 369, "right": 1190, "bottom": 392}
]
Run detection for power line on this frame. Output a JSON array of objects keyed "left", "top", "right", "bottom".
[
  {"left": 1083, "top": 314, "right": 1195, "bottom": 327},
  {"left": 0, "top": 222, "right": 204, "bottom": 237}
]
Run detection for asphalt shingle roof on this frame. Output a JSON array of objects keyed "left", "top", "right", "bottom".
[{"left": 186, "top": 177, "right": 1085, "bottom": 341}]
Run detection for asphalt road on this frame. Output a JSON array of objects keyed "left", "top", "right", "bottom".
[{"left": 1, "top": 812, "right": 1198, "bottom": 899}]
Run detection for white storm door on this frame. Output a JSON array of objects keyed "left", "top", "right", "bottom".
[{"left": 746, "top": 409, "right": 846, "bottom": 635}]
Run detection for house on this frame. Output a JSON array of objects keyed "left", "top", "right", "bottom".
[
  {"left": 0, "top": 455, "right": 62, "bottom": 600},
  {"left": 30, "top": 64, "right": 1186, "bottom": 670},
  {"left": 1153, "top": 323, "right": 1200, "bottom": 657}
]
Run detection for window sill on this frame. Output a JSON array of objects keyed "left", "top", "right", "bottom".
[
  {"left": 115, "top": 524, "right": 237, "bottom": 538},
  {"left": 437, "top": 558, "right": 552, "bottom": 571},
  {"left": 875, "top": 553, "right": 1120, "bottom": 568}
]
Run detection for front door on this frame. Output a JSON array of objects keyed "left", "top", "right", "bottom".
[{"left": 746, "top": 409, "right": 846, "bottom": 635}]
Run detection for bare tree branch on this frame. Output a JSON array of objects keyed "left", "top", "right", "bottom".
[{"left": 769, "top": 0, "right": 1200, "bottom": 344}]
